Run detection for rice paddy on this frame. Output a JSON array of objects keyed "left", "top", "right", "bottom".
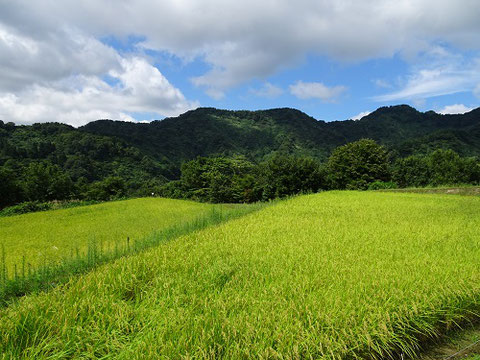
[
  {"left": 0, "top": 197, "right": 214, "bottom": 273},
  {"left": 2, "top": 191, "right": 480, "bottom": 359}
]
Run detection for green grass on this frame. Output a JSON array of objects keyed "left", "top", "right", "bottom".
[{"left": 2, "top": 192, "right": 480, "bottom": 359}]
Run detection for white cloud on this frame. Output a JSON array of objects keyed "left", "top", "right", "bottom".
[
  {"left": 2, "top": 1, "right": 480, "bottom": 98},
  {"left": 351, "top": 111, "right": 371, "bottom": 120},
  {"left": 474, "top": 84, "right": 480, "bottom": 99},
  {"left": 373, "top": 79, "right": 392, "bottom": 89},
  {"left": 289, "top": 81, "right": 347, "bottom": 102},
  {"left": 436, "top": 104, "right": 474, "bottom": 115},
  {"left": 0, "top": 23, "right": 121, "bottom": 92},
  {"left": 373, "top": 48, "right": 480, "bottom": 102},
  {"left": 0, "top": 58, "right": 198, "bottom": 126},
  {"left": 250, "top": 83, "right": 283, "bottom": 98}
]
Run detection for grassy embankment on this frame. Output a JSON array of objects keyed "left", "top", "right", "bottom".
[{"left": 1, "top": 191, "right": 480, "bottom": 359}]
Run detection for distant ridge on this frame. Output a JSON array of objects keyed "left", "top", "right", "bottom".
[
  {"left": 80, "top": 104, "right": 480, "bottom": 165},
  {"left": 1, "top": 104, "right": 480, "bottom": 180}
]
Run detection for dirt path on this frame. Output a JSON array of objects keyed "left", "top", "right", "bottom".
[
  {"left": 383, "top": 187, "right": 480, "bottom": 196},
  {"left": 418, "top": 327, "right": 480, "bottom": 360}
]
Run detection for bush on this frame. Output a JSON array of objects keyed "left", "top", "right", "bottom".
[{"left": 0, "top": 201, "right": 53, "bottom": 217}]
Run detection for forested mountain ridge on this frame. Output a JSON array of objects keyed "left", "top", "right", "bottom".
[
  {"left": 1, "top": 104, "right": 480, "bottom": 208},
  {"left": 81, "top": 105, "right": 480, "bottom": 164},
  {"left": 2, "top": 105, "right": 480, "bottom": 178}
]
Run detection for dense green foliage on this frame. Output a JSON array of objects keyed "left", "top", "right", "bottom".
[
  {"left": 2, "top": 192, "right": 480, "bottom": 359},
  {"left": 1, "top": 105, "right": 480, "bottom": 207},
  {"left": 392, "top": 149, "right": 480, "bottom": 187},
  {"left": 160, "top": 154, "right": 325, "bottom": 203},
  {"left": 326, "top": 139, "right": 390, "bottom": 189},
  {"left": 159, "top": 142, "right": 480, "bottom": 203}
]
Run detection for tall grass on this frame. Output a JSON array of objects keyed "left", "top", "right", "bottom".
[{"left": 1, "top": 192, "right": 480, "bottom": 359}]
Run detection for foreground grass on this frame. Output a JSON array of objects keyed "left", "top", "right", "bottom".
[
  {"left": 2, "top": 192, "right": 480, "bottom": 359},
  {"left": 0, "top": 197, "right": 214, "bottom": 274}
]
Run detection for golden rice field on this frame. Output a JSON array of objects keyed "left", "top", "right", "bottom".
[{"left": 1, "top": 191, "right": 480, "bottom": 359}]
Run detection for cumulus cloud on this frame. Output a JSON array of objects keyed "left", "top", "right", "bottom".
[
  {"left": 0, "top": 23, "right": 120, "bottom": 92},
  {"left": 351, "top": 111, "right": 371, "bottom": 120},
  {"left": 2, "top": 0, "right": 480, "bottom": 98},
  {"left": 436, "top": 104, "right": 474, "bottom": 115},
  {"left": 289, "top": 81, "right": 347, "bottom": 102},
  {"left": 250, "top": 83, "right": 284, "bottom": 98},
  {"left": 0, "top": 58, "right": 197, "bottom": 126}
]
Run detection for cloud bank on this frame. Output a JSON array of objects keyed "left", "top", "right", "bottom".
[
  {"left": 1, "top": 0, "right": 480, "bottom": 123},
  {"left": 289, "top": 81, "right": 347, "bottom": 102}
]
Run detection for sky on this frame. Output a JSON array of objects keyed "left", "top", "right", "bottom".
[{"left": 1, "top": 0, "right": 480, "bottom": 126}]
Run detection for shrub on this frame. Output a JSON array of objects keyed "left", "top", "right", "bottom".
[{"left": 368, "top": 181, "right": 398, "bottom": 190}]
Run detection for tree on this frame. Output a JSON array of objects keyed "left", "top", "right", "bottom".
[
  {"left": 392, "top": 155, "right": 430, "bottom": 188},
  {"left": 0, "top": 166, "right": 21, "bottom": 208},
  {"left": 84, "top": 176, "right": 127, "bottom": 201},
  {"left": 427, "top": 149, "right": 466, "bottom": 186},
  {"left": 327, "top": 139, "right": 391, "bottom": 190},
  {"left": 22, "top": 162, "right": 74, "bottom": 202},
  {"left": 180, "top": 156, "right": 256, "bottom": 203},
  {"left": 256, "top": 154, "right": 325, "bottom": 200}
]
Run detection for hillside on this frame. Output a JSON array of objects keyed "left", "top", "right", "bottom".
[
  {"left": 81, "top": 105, "right": 480, "bottom": 165},
  {"left": 2, "top": 105, "right": 480, "bottom": 182},
  {"left": 1, "top": 104, "right": 480, "bottom": 208}
]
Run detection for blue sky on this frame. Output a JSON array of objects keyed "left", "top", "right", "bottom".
[{"left": 1, "top": 1, "right": 480, "bottom": 126}]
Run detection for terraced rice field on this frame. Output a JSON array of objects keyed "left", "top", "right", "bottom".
[
  {"left": 2, "top": 191, "right": 480, "bottom": 359},
  {"left": 0, "top": 198, "right": 215, "bottom": 273}
]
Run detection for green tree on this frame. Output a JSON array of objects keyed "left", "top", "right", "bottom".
[
  {"left": 427, "top": 149, "right": 466, "bottom": 185},
  {"left": 84, "top": 176, "right": 127, "bottom": 201},
  {"left": 256, "top": 154, "right": 325, "bottom": 200},
  {"left": 0, "top": 166, "right": 21, "bottom": 208},
  {"left": 392, "top": 155, "right": 430, "bottom": 188},
  {"left": 327, "top": 139, "right": 391, "bottom": 190},
  {"left": 22, "top": 162, "right": 74, "bottom": 202},
  {"left": 179, "top": 157, "right": 256, "bottom": 203}
]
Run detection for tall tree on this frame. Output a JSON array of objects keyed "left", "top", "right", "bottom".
[{"left": 327, "top": 139, "right": 391, "bottom": 190}]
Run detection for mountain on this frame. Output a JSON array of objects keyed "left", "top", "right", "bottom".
[
  {"left": 81, "top": 105, "right": 480, "bottom": 165},
  {"left": 2, "top": 105, "right": 480, "bottom": 183}
]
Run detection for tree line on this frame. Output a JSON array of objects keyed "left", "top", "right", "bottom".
[
  {"left": 1, "top": 138, "right": 480, "bottom": 210},
  {"left": 159, "top": 139, "right": 480, "bottom": 203}
]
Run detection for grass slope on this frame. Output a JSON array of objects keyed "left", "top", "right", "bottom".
[
  {"left": 2, "top": 192, "right": 480, "bottom": 359},
  {"left": 0, "top": 198, "right": 214, "bottom": 273}
]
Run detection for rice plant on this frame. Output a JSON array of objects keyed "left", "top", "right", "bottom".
[
  {"left": 0, "top": 198, "right": 263, "bottom": 304},
  {"left": 1, "top": 192, "right": 480, "bottom": 359}
]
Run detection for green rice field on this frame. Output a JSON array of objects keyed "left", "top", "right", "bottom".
[
  {"left": 0, "top": 198, "right": 215, "bottom": 273},
  {"left": 2, "top": 191, "right": 480, "bottom": 359}
]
